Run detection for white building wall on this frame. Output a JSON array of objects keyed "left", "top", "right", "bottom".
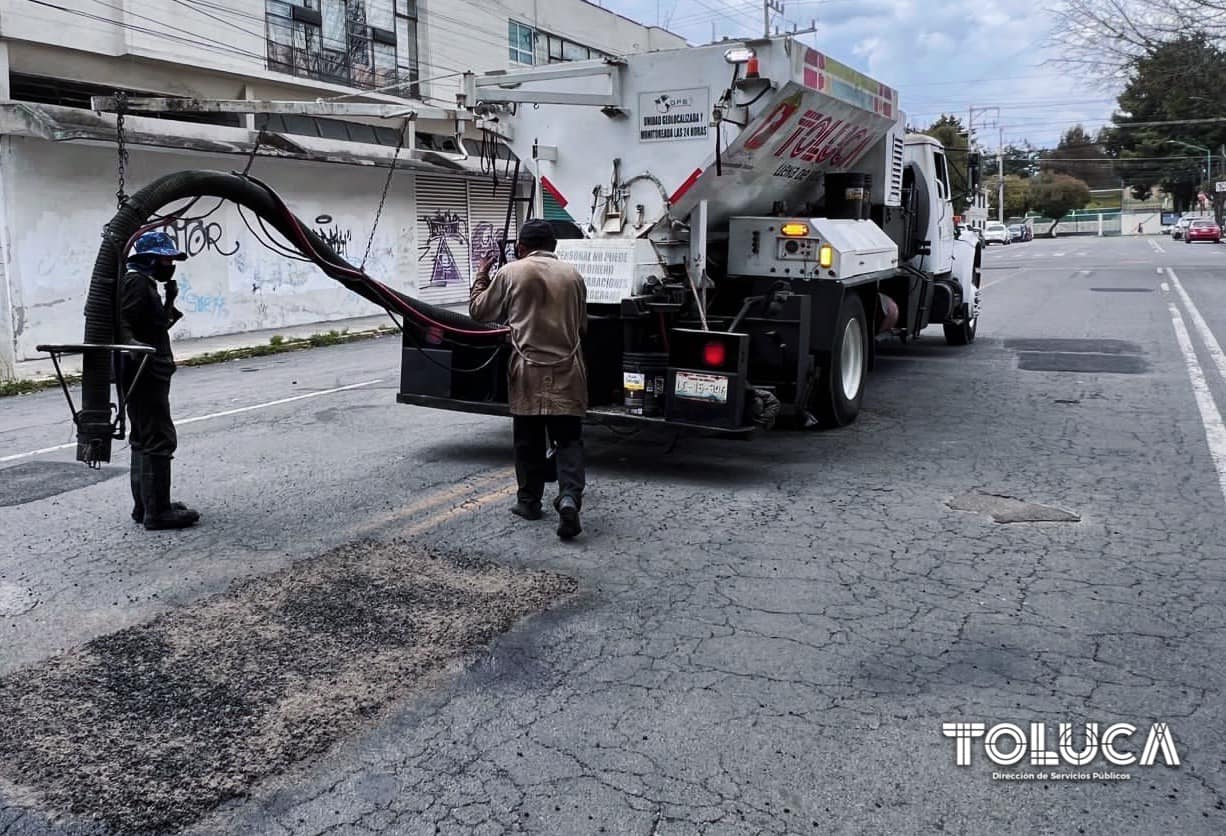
[
  {"left": 0, "top": 0, "right": 685, "bottom": 378},
  {"left": 6, "top": 138, "right": 420, "bottom": 362}
]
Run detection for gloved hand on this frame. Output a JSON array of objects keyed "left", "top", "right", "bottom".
[{"left": 164, "top": 279, "right": 178, "bottom": 306}]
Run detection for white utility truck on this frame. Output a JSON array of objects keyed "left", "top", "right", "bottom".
[{"left": 398, "top": 36, "right": 982, "bottom": 431}]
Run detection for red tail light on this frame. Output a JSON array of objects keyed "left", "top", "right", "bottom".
[{"left": 703, "top": 341, "right": 726, "bottom": 367}]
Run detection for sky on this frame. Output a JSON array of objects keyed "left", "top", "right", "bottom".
[{"left": 594, "top": 0, "right": 1119, "bottom": 150}]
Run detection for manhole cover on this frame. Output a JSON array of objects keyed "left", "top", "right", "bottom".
[
  {"left": 948, "top": 493, "right": 1081, "bottom": 524},
  {"left": 0, "top": 461, "right": 119, "bottom": 507},
  {"left": 1089, "top": 287, "right": 1154, "bottom": 293},
  {"left": 1017, "top": 353, "right": 1148, "bottom": 374},
  {"left": 0, "top": 542, "right": 575, "bottom": 834}
]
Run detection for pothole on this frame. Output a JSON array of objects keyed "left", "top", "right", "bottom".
[{"left": 948, "top": 492, "right": 1081, "bottom": 524}]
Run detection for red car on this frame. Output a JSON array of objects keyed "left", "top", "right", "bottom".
[{"left": 1185, "top": 219, "right": 1222, "bottom": 243}]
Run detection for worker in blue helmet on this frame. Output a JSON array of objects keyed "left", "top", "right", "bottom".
[{"left": 119, "top": 230, "right": 200, "bottom": 530}]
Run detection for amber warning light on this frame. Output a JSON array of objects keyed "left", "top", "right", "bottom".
[{"left": 780, "top": 222, "right": 810, "bottom": 237}]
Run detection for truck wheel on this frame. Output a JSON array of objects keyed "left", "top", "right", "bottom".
[
  {"left": 811, "top": 294, "right": 868, "bottom": 427},
  {"left": 943, "top": 316, "right": 977, "bottom": 345}
]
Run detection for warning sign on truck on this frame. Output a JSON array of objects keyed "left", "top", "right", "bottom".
[{"left": 639, "top": 88, "right": 709, "bottom": 143}]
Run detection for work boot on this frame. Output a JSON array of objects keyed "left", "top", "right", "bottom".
[
  {"left": 130, "top": 449, "right": 144, "bottom": 523},
  {"left": 129, "top": 450, "right": 191, "bottom": 524},
  {"left": 141, "top": 456, "right": 200, "bottom": 530},
  {"left": 510, "top": 499, "right": 543, "bottom": 520},
  {"left": 555, "top": 495, "right": 582, "bottom": 540}
]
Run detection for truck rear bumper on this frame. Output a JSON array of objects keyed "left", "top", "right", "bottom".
[{"left": 395, "top": 393, "right": 757, "bottom": 436}]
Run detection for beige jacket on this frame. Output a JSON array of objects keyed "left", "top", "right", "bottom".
[{"left": 469, "top": 251, "right": 588, "bottom": 416}]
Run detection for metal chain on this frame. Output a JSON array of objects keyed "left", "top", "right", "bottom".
[
  {"left": 361, "top": 118, "right": 410, "bottom": 272},
  {"left": 114, "top": 91, "right": 129, "bottom": 209}
]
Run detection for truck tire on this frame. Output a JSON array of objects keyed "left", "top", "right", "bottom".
[
  {"left": 944, "top": 248, "right": 980, "bottom": 346},
  {"left": 811, "top": 294, "right": 868, "bottom": 427},
  {"left": 943, "top": 315, "right": 977, "bottom": 345}
]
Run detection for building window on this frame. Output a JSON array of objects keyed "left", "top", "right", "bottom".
[
  {"left": 509, "top": 20, "right": 535, "bottom": 65},
  {"left": 523, "top": 25, "right": 606, "bottom": 67},
  {"left": 266, "top": 0, "right": 420, "bottom": 97}
]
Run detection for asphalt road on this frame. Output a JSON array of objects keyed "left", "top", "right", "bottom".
[{"left": 2, "top": 235, "right": 1225, "bottom": 835}]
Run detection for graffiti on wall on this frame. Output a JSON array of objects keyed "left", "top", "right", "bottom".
[
  {"left": 164, "top": 217, "right": 240, "bottom": 258},
  {"left": 470, "top": 222, "right": 512, "bottom": 267},
  {"left": 419, "top": 210, "right": 468, "bottom": 287},
  {"left": 313, "top": 221, "right": 353, "bottom": 258},
  {"left": 175, "top": 277, "right": 227, "bottom": 317}
]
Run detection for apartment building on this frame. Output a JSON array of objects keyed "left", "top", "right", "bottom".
[{"left": 0, "top": 0, "right": 684, "bottom": 379}]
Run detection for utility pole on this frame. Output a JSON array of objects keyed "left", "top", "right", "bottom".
[
  {"left": 998, "top": 126, "right": 1005, "bottom": 223},
  {"left": 968, "top": 106, "right": 1002, "bottom": 222}
]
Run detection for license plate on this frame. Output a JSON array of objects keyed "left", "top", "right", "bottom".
[{"left": 674, "top": 371, "right": 728, "bottom": 403}]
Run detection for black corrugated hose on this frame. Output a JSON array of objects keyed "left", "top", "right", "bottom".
[{"left": 78, "top": 169, "right": 507, "bottom": 465}]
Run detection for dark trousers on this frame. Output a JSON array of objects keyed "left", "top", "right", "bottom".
[
  {"left": 513, "top": 415, "right": 584, "bottom": 509},
  {"left": 126, "top": 375, "right": 178, "bottom": 458}
]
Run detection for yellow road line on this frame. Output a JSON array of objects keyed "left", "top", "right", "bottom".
[{"left": 354, "top": 468, "right": 514, "bottom": 536}]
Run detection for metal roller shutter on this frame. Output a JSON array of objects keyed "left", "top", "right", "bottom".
[
  {"left": 413, "top": 174, "right": 524, "bottom": 306},
  {"left": 468, "top": 176, "right": 521, "bottom": 267},
  {"left": 414, "top": 174, "right": 472, "bottom": 306}
]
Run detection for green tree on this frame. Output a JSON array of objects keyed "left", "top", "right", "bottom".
[
  {"left": 1001, "top": 142, "right": 1042, "bottom": 179},
  {"left": 1041, "top": 125, "right": 1119, "bottom": 190},
  {"left": 985, "top": 174, "right": 1031, "bottom": 218},
  {"left": 921, "top": 114, "right": 972, "bottom": 212},
  {"left": 1103, "top": 33, "right": 1226, "bottom": 211},
  {"left": 1028, "top": 172, "right": 1092, "bottom": 221}
]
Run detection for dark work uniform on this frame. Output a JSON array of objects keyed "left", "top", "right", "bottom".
[{"left": 120, "top": 266, "right": 180, "bottom": 458}]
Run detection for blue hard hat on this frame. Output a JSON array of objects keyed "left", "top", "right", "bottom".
[{"left": 132, "top": 231, "right": 187, "bottom": 260}]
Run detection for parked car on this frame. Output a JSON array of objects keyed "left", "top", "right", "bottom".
[
  {"left": 1172, "top": 217, "right": 1193, "bottom": 241},
  {"left": 1007, "top": 224, "right": 1025, "bottom": 242},
  {"left": 982, "top": 221, "right": 1011, "bottom": 245},
  {"left": 957, "top": 223, "right": 983, "bottom": 244},
  {"left": 1185, "top": 219, "right": 1222, "bottom": 243}
]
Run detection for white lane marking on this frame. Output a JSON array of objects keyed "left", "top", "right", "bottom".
[
  {"left": 1149, "top": 239, "right": 1166, "bottom": 254},
  {"left": 981, "top": 269, "right": 1027, "bottom": 290},
  {"left": 1168, "top": 301, "right": 1226, "bottom": 507},
  {"left": 1053, "top": 252, "right": 1066, "bottom": 257},
  {"left": 1166, "top": 268, "right": 1226, "bottom": 384},
  {"left": 0, "top": 379, "right": 384, "bottom": 464},
  {"left": 1161, "top": 282, "right": 1170, "bottom": 293},
  {"left": 1157, "top": 268, "right": 1164, "bottom": 275}
]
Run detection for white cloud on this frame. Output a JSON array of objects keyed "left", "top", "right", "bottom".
[{"left": 600, "top": 0, "right": 1118, "bottom": 146}]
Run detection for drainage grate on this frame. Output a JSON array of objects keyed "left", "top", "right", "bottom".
[
  {"left": 0, "top": 542, "right": 576, "bottom": 834},
  {"left": 0, "top": 461, "right": 119, "bottom": 507},
  {"left": 1089, "top": 287, "right": 1154, "bottom": 293}
]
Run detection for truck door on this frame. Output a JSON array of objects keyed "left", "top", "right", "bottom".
[{"left": 932, "top": 150, "right": 955, "bottom": 274}]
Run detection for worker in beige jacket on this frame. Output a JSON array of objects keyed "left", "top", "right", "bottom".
[{"left": 470, "top": 219, "right": 588, "bottom": 539}]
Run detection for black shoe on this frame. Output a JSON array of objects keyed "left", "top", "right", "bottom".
[
  {"left": 510, "top": 500, "right": 543, "bottom": 521},
  {"left": 556, "top": 496, "right": 582, "bottom": 540}
]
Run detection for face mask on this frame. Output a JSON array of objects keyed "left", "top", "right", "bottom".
[{"left": 153, "top": 263, "right": 177, "bottom": 282}]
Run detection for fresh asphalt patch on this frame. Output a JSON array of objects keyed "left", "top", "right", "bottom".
[
  {"left": 0, "top": 461, "right": 120, "bottom": 507},
  {"left": 0, "top": 542, "right": 576, "bottom": 834}
]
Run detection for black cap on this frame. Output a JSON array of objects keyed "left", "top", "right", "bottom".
[{"left": 518, "top": 218, "right": 557, "bottom": 251}]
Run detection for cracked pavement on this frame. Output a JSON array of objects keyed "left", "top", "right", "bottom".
[{"left": 2, "top": 237, "right": 1226, "bottom": 834}]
